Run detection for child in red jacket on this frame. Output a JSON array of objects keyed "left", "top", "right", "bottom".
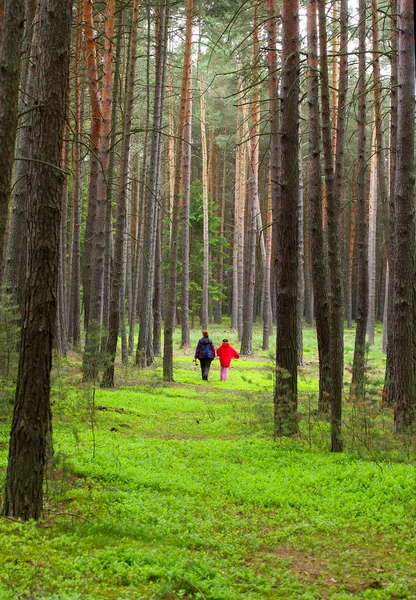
[{"left": 216, "top": 339, "right": 239, "bottom": 381}]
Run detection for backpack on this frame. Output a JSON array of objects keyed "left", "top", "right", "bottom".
[{"left": 200, "top": 339, "right": 213, "bottom": 359}]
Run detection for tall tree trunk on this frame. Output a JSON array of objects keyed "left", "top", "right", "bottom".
[
  {"left": 67, "top": 6, "right": 85, "bottom": 347},
  {"left": 81, "top": 0, "right": 102, "bottom": 336},
  {"left": 163, "top": 0, "right": 191, "bottom": 381},
  {"left": 241, "top": 5, "right": 260, "bottom": 356},
  {"left": 367, "top": 128, "right": 377, "bottom": 345},
  {"left": 307, "top": 0, "right": 331, "bottom": 413},
  {"left": 129, "top": 7, "right": 151, "bottom": 355},
  {"left": 346, "top": 193, "right": 355, "bottom": 330},
  {"left": 56, "top": 127, "right": 70, "bottom": 356},
  {"left": 351, "top": 0, "right": 368, "bottom": 401},
  {"left": 102, "top": 0, "right": 139, "bottom": 387},
  {"left": 2, "top": 0, "right": 71, "bottom": 521},
  {"left": 0, "top": 0, "right": 24, "bottom": 281},
  {"left": 263, "top": 4, "right": 277, "bottom": 346},
  {"left": 136, "top": 1, "right": 168, "bottom": 368},
  {"left": 4, "top": 0, "right": 36, "bottom": 309},
  {"left": 200, "top": 71, "right": 209, "bottom": 331},
  {"left": 180, "top": 56, "right": 192, "bottom": 348},
  {"left": 231, "top": 100, "right": 242, "bottom": 331},
  {"left": 319, "top": 0, "right": 345, "bottom": 451},
  {"left": 384, "top": 0, "right": 398, "bottom": 394},
  {"left": 274, "top": 0, "right": 299, "bottom": 437},
  {"left": 297, "top": 140, "right": 305, "bottom": 365},
  {"left": 153, "top": 204, "right": 162, "bottom": 357},
  {"left": 391, "top": 0, "right": 416, "bottom": 431}
]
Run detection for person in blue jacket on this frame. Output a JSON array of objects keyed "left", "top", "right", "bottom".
[{"left": 194, "top": 330, "right": 215, "bottom": 381}]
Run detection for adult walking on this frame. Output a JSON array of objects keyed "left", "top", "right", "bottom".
[
  {"left": 216, "top": 339, "right": 239, "bottom": 381},
  {"left": 194, "top": 330, "right": 215, "bottom": 381}
]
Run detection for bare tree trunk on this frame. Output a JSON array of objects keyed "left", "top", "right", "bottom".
[
  {"left": 200, "top": 71, "right": 209, "bottom": 331},
  {"left": 384, "top": 0, "right": 398, "bottom": 396},
  {"left": 241, "top": 5, "right": 260, "bottom": 356},
  {"left": 274, "top": 0, "right": 299, "bottom": 437},
  {"left": 297, "top": 139, "right": 304, "bottom": 366},
  {"left": 231, "top": 101, "right": 242, "bottom": 331},
  {"left": 180, "top": 60, "right": 192, "bottom": 347},
  {"left": 319, "top": 0, "right": 345, "bottom": 450},
  {"left": 351, "top": 0, "right": 368, "bottom": 401},
  {"left": 346, "top": 192, "right": 355, "bottom": 330},
  {"left": 102, "top": 0, "right": 139, "bottom": 386},
  {"left": 67, "top": 9, "right": 85, "bottom": 347},
  {"left": 129, "top": 8, "right": 151, "bottom": 355},
  {"left": 266, "top": 0, "right": 281, "bottom": 341},
  {"left": 307, "top": 0, "right": 331, "bottom": 413},
  {"left": 56, "top": 128, "right": 70, "bottom": 356},
  {"left": 163, "top": 0, "right": 191, "bottom": 381},
  {"left": 137, "top": 1, "right": 169, "bottom": 368},
  {"left": 2, "top": 0, "right": 71, "bottom": 521},
  {"left": 0, "top": 0, "right": 24, "bottom": 281},
  {"left": 81, "top": 0, "right": 102, "bottom": 336},
  {"left": 153, "top": 204, "right": 162, "bottom": 357},
  {"left": 367, "top": 128, "right": 377, "bottom": 345},
  {"left": 391, "top": 0, "right": 416, "bottom": 431},
  {"left": 4, "top": 0, "right": 35, "bottom": 305}
]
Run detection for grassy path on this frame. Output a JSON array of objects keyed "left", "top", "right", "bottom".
[{"left": 0, "top": 325, "right": 415, "bottom": 598}]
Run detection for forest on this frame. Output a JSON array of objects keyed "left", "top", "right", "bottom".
[{"left": 0, "top": 0, "right": 416, "bottom": 597}]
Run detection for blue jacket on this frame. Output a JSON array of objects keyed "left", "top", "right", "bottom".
[{"left": 194, "top": 336, "right": 215, "bottom": 360}]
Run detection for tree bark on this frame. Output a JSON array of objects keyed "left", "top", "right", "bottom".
[
  {"left": 180, "top": 25, "right": 193, "bottom": 348},
  {"left": 163, "top": 0, "right": 192, "bottom": 381},
  {"left": 319, "top": 0, "right": 345, "bottom": 451},
  {"left": 136, "top": 1, "right": 169, "bottom": 368},
  {"left": 241, "top": 5, "right": 260, "bottom": 356},
  {"left": 351, "top": 0, "right": 368, "bottom": 402},
  {"left": 5, "top": 0, "right": 37, "bottom": 308},
  {"left": 102, "top": 0, "right": 139, "bottom": 387},
  {"left": 199, "top": 71, "right": 209, "bottom": 331},
  {"left": 0, "top": 0, "right": 24, "bottom": 281},
  {"left": 391, "top": 0, "right": 416, "bottom": 431},
  {"left": 274, "top": 0, "right": 299, "bottom": 437},
  {"left": 306, "top": 0, "right": 331, "bottom": 413},
  {"left": 2, "top": 0, "right": 71, "bottom": 521}
]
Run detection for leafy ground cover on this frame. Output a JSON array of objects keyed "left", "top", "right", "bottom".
[{"left": 0, "top": 324, "right": 416, "bottom": 599}]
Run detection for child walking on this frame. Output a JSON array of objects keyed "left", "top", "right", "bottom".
[{"left": 216, "top": 339, "right": 239, "bottom": 381}]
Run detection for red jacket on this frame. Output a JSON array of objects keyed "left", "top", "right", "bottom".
[{"left": 216, "top": 342, "right": 239, "bottom": 367}]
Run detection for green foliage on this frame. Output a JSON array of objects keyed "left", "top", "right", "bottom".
[{"left": 1, "top": 325, "right": 416, "bottom": 598}]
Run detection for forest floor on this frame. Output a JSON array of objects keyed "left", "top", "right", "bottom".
[{"left": 0, "top": 324, "right": 416, "bottom": 599}]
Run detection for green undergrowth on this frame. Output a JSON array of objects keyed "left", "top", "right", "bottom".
[{"left": 0, "top": 323, "right": 415, "bottom": 599}]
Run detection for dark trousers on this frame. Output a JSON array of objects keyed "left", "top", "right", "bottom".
[{"left": 199, "top": 358, "right": 213, "bottom": 380}]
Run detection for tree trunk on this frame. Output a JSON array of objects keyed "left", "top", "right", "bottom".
[
  {"left": 4, "top": 0, "right": 36, "bottom": 306},
  {"left": 351, "top": 0, "right": 368, "bottom": 402},
  {"left": 102, "top": 0, "right": 138, "bottom": 387},
  {"left": 2, "top": 0, "right": 71, "bottom": 521},
  {"left": 180, "top": 55, "right": 192, "bottom": 348},
  {"left": 129, "top": 8, "right": 151, "bottom": 355},
  {"left": 307, "top": 0, "right": 331, "bottom": 413},
  {"left": 367, "top": 128, "right": 377, "bottom": 345},
  {"left": 0, "top": 0, "right": 24, "bottom": 281},
  {"left": 297, "top": 139, "right": 304, "bottom": 365},
  {"left": 319, "top": 0, "right": 345, "bottom": 450},
  {"left": 163, "top": 0, "right": 191, "bottom": 381},
  {"left": 240, "top": 5, "right": 260, "bottom": 356},
  {"left": 200, "top": 71, "right": 209, "bottom": 331},
  {"left": 67, "top": 7, "right": 85, "bottom": 347},
  {"left": 274, "top": 0, "right": 299, "bottom": 437},
  {"left": 384, "top": 0, "right": 398, "bottom": 396},
  {"left": 391, "top": 0, "right": 416, "bottom": 431},
  {"left": 136, "top": 1, "right": 168, "bottom": 368},
  {"left": 81, "top": 0, "right": 102, "bottom": 337}
]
